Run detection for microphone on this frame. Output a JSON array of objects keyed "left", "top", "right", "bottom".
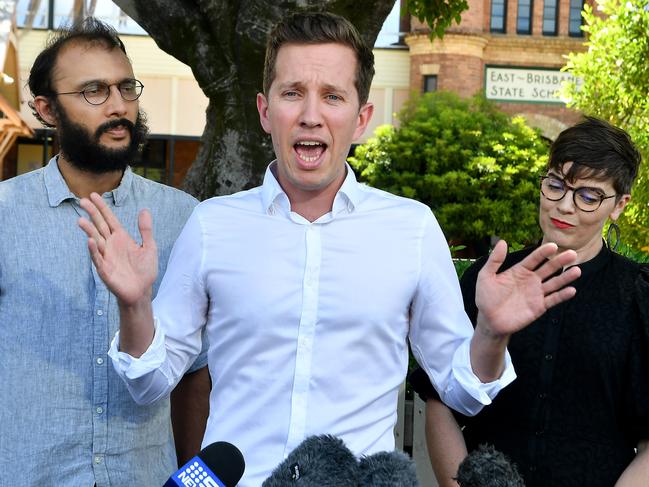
[
  {"left": 454, "top": 444, "right": 524, "bottom": 487},
  {"left": 164, "top": 441, "right": 245, "bottom": 487},
  {"left": 262, "top": 434, "right": 359, "bottom": 486},
  {"left": 358, "top": 450, "right": 418, "bottom": 486},
  {"left": 262, "top": 434, "right": 420, "bottom": 486}
]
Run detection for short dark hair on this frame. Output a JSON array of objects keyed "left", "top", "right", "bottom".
[
  {"left": 548, "top": 116, "right": 641, "bottom": 195},
  {"left": 28, "top": 17, "right": 128, "bottom": 127},
  {"left": 263, "top": 11, "right": 375, "bottom": 106}
]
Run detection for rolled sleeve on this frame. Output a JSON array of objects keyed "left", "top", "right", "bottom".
[
  {"left": 108, "top": 319, "right": 176, "bottom": 405},
  {"left": 443, "top": 338, "right": 516, "bottom": 415}
]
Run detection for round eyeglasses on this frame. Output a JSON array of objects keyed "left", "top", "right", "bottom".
[
  {"left": 55, "top": 79, "right": 144, "bottom": 106},
  {"left": 540, "top": 175, "right": 617, "bottom": 212}
]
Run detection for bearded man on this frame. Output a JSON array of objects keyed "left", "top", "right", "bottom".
[{"left": 0, "top": 18, "right": 209, "bottom": 486}]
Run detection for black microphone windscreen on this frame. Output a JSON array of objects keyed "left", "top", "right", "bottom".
[
  {"left": 262, "top": 434, "right": 359, "bottom": 486},
  {"left": 358, "top": 450, "right": 419, "bottom": 486},
  {"left": 455, "top": 444, "right": 525, "bottom": 487},
  {"left": 198, "top": 441, "right": 246, "bottom": 487}
]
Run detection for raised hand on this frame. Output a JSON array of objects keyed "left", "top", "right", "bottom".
[
  {"left": 475, "top": 240, "right": 581, "bottom": 338},
  {"left": 78, "top": 192, "right": 158, "bottom": 307}
]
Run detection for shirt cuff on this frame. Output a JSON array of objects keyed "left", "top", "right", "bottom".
[
  {"left": 446, "top": 338, "right": 516, "bottom": 409},
  {"left": 108, "top": 318, "right": 168, "bottom": 380}
]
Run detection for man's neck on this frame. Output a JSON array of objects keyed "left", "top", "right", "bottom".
[
  {"left": 289, "top": 190, "right": 337, "bottom": 222},
  {"left": 271, "top": 163, "right": 347, "bottom": 222},
  {"left": 57, "top": 155, "right": 124, "bottom": 199}
]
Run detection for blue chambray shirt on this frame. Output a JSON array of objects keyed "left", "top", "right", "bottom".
[{"left": 0, "top": 158, "right": 206, "bottom": 486}]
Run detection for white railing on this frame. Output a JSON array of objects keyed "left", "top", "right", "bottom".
[{"left": 396, "top": 385, "right": 439, "bottom": 486}]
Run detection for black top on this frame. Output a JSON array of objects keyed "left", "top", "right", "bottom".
[{"left": 409, "top": 244, "right": 649, "bottom": 487}]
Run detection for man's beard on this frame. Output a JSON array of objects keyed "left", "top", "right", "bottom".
[{"left": 55, "top": 103, "right": 149, "bottom": 174}]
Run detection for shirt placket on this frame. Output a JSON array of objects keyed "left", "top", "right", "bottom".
[
  {"left": 90, "top": 232, "right": 110, "bottom": 486},
  {"left": 528, "top": 304, "right": 564, "bottom": 484},
  {"left": 284, "top": 223, "right": 322, "bottom": 456}
]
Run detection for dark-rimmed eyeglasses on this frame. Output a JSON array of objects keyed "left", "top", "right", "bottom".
[
  {"left": 55, "top": 79, "right": 144, "bottom": 106},
  {"left": 540, "top": 175, "right": 616, "bottom": 212}
]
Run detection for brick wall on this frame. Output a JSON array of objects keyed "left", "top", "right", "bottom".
[
  {"left": 410, "top": 53, "right": 484, "bottom": 97},
  {"left": 405, "top": 0, "right": 590, "bottom": 134},
  {"left": 496, "top": 102, "right": 583, "bottom": 128}
]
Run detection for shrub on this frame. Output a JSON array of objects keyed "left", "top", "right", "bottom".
[{"left": 349, "top": 92, "right": 548, "bottom": 248}]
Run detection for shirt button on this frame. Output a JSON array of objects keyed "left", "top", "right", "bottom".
[
  {"left": 96, "top": 309, "right": 104, "bottom": 316},
  {"left": 544, "top": 353, "right": 553, "bottom": 361},
  {"left": 96, "top": 357, "right": 104, "bottom": 365},
  {"left": 94, "top": 456, "right": 103, "bottom": 464},
  {"left": 551, "top": 318, "right": 559, "bottom": 325},
  {"left": 96, "top": 406, "right": 104, "bottom": 414}
]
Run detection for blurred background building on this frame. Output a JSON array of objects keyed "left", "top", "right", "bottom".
[{"left": 2, "top": 0, "right": 588, "bottom": 187}]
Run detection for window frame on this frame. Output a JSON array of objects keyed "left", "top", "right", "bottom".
[
  {"left": 568, "top": 0, "right": 585, "bottom": 37},
  {"left": 16, "top": 0, "right": 147, "bottom": 36},
  {"left": 490, "top": 0, "right": 508, "bottom": 33},
  {"left": 542, "top": 0, "right": 559, "bottom": 36},
  {"left": 516, "top": 0, "right": 534, "bottom": 35},
  {"left": 423, "top": 75, "right": 438, "bottom": 93}
]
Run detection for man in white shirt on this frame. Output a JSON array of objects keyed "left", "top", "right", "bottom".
[{"left": 78, "top": 12, "right": 580, "bottom": 486}]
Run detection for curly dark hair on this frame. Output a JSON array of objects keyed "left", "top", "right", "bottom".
[{"left": 27, "top": 17, "right": 128, "bottom": 127}]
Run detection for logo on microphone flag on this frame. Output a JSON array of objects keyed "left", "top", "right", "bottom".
[{"left": 171, "top": 457, "right": 225, "bottom": 487}]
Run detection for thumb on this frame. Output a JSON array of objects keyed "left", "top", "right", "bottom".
[
  {"left": 482, "top": 239, "right": 508, "bottom": 276},
  {"left": 138, "top": 209, "right": 155, "bottom": 249}
]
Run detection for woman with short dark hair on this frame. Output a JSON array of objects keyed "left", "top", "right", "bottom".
[{"left": 410, "top": 116, "right": 649, "bottom": 487}]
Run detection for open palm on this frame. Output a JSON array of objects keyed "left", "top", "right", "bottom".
[
  {"left": 476, "top": 240, "right": 581, "bottom": 337},
  {"left": 78, "top": 192, "right": 158, "bottom": 306}
]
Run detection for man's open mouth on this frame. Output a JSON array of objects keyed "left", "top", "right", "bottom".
[{"left": 294, "top": 140, "right": 327, "bottom": 163}]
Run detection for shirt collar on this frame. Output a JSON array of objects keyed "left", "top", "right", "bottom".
[
  {"left": 43, "top": 156, "right": 134, "bottom": 207},
  {"left": 260, "top": 161, "right": 364, "bottom": 217}
]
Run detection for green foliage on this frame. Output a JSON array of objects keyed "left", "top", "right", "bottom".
[
  {"left": 562, "top": 0, "right": 649, "bottom": 250},
  {"left": 616, "top": 242, "right": 649, "bottom": 263},
  {"left": 453, "top": 258, "right": 474, "bottom": 277},
  {"left": 349, "top": 91, "right": 548, "bottom": 247},
  {"left": 604, "top": 223, "right": 649, "bottom": 262},
  {"left": 407, "top": 0, "right": 469, "bottom": 38}
]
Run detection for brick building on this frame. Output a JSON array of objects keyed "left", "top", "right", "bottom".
[
  {"left": 406, "top": 0, "right": 590, "bottom": 139},
  {"left": 4, "top": 1, "right": 593, "bottom": 186}
]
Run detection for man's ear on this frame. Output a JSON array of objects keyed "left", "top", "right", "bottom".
[
  {"left": 352, "top": 102, "right": 374, "bottom": 141},
  {"left": 257, "top": 92, "right": 271, "bottom": 135},
  {"left": 32, "top": 96, "right": 58, "bottom": 126}
]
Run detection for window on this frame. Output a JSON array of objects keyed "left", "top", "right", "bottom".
[
  {"left": 131, "top": 136, "right": 201, "bottom": 188},
  {"left": 569, "top": 0, "right": 585, "bottom": 37},
  {"left": 490, "top": 0, "right": 507, "bottom": 33},
  {"left": 12, "top": 130, "right": 200, "bottom": 189},
  {"left": 16, "top": 0, "right": 147, "bottom": 35},
  {"left": 423, "top": 75, "right": 438, "bottom": 93},
  {"left": 517, "top": 0, "right": 533, "bottom": 34},
  {"left": 13, "top": 130, "right": 56, "bottom": 178},
  {"left": 133, "top": 139, "right": 167, "bottom": 183},
  {"left": 542, "top": 0, "right": 558, "bottom": 35}
]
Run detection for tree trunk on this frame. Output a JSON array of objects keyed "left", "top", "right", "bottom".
[{"left": 113, "top": 0, "right": 396, "bottom": 199}]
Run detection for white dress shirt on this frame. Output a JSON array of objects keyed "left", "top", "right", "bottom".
[{"left": 109, "top": 163, "right": 515, "bottom": 486}]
